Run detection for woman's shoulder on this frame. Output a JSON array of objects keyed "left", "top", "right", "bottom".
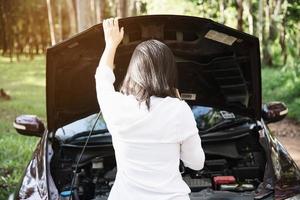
[
  {"left": 169, "top": 97, "right": 195, "bottom": 120},
  {"left": 161, "top": 97, "right": 194, "bottom": 118},
  {"left": 165, "top": 96, "right": 190, "bottom": 109}
]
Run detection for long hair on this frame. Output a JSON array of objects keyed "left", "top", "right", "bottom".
[{"left": 120, "top": 39, "right": 179, "bottom": 110}]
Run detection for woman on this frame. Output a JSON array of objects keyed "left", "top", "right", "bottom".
[{"left": 95, "top": 18, "right": 205, "bottom": 200}]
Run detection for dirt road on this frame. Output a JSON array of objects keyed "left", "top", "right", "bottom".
[{"left": 268, "top": 119, "right": 300, "bottom": 167}]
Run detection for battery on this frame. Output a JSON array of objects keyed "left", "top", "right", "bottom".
[{"left": 213, "top": 176, "right": 236, "bottom": 185}]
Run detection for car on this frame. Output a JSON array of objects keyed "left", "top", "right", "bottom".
[{"left": 10, "top": 15, "right": 300, "bottom": 200}]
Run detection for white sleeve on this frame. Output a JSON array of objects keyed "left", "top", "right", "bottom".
[
  {"left": 95, "top": 64, "right": 116, "bottom": 93},
  {"left": 179, "top": 101, "right": 205, "bottom": 170},
  {"left": 94, "top": 64, "right": 126, "bottom": 128}
]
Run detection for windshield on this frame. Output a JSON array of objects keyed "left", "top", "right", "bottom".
[
  {"left": 191, "top": 105, "right": 247, "bottom": 131},
  {"left": 55, "top": 106, "right": 248, "bottom": 141},
  {"left": 55, "top": 114, "right": 107, "bottom": 141}
]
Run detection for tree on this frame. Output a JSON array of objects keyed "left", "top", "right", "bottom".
[
  {"left": 76, "top": 0, "right": 93, "bottom": 32},
  {"left": 98, "top": 0, "right": 107, "bottom": 21},
  {"left": 46, "top": 0, "right": 56, "bottom": 45},
  {"left": 219, "top": 0, "right": 225, "bottom": 24},
  {"left": 244, "top": 0, "right": 254, "bottom": 34},
  {"left": 116, "top": 0, "right": 127, "bottom": 17},
  {"left": 65, "top": 0, "right": 77, "bottom": 37},
  {"left": 236, "top": 0, "right": 244, "bottom": 31}
]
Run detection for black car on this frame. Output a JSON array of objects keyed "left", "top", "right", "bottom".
[{"left": 10, "top": 15, "right": 300, "bottom": 200}]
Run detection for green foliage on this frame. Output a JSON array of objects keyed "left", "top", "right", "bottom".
[
  {"left": 262, "top": 68, "right": 300, "bottom": 120},
  {"left": 282, "top": 27, "right": 300, "bottom": 79},
  {"left": 286, "top": 0, "right": 300, "bottom": 23},
  {"left": 0, "top": 56, "right": 45, "bottom": 199}
]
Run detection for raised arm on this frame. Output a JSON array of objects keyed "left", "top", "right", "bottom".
[
  {"left": 95, "top": 18, "right": 125, "bottom": 128},
  {"left": 99, "top": 18, "right": 124, "bottom": 70}
]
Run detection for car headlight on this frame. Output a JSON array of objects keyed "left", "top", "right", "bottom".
[{"left": 285, "top": 194, "right": 300, "bottom": 200}]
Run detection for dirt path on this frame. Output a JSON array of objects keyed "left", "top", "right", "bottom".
[{"left": 268, "top": 118, "right": 300, "bottom": 167}]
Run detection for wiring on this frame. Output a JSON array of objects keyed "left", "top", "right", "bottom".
[{"left": 68, "top": 111, "right": 102, "bottom": 200}]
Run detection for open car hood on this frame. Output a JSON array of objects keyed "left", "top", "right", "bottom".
[{"left": 46, "top": 15, "right": 261, "bottom": 132}]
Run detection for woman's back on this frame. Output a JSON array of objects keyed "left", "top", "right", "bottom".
[
  {"left": 95, "top": 66, "right": 205, "bottom": 200},
  {"left": 111, "top": 97, "right": 189, "bottom": 199},
  {"left": 96, "top": 18, "right": 205, "bottom": 200}
]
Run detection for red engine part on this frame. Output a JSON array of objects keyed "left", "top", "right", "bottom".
[{"left": 213, "top": 176, "right": 236, "bottom": 188}]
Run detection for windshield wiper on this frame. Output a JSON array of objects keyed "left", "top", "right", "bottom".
[{"left": 199, "top": 118, "right": 252, "bottom": 134}]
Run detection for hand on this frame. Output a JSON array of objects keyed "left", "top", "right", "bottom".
[{"left": 103, "top": 18, "right": 124, "bottom": 49}]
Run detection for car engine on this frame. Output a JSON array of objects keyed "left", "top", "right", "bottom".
[{"left": 51, "top": 129, "right": 267, "bottom": 200}]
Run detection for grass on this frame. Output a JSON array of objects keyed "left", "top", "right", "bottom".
[
  {"left": 0, "top": 56, "right": 45, "bottom": 199},
  {"left": 0, "top": 55, "right": 299, "bottom": 199},
  {"left": 262, "top": 67, "right": 300, "bottom": 121}
]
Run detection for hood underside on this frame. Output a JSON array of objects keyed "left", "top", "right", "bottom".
[{"left": 46, "top": 15, "right": 261, "bottom": 132}]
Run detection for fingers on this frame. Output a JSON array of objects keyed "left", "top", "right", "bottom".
[
  {"left": 103, "top": 17, "right": 121, "bottom": 29},
  {"left": 114, "top": 17, "right": 119, "bottom": 30},
  {"left": 103, "top": 19, "right": 107, "bottom": 29},
  {"left": 108, "top": 18, "right": 114, "bottom": 27},
  {"left": 102, "top": 17, "right": 124, "bottom": 47},
  {"left": 102, "top": 20, "right": 107, "bottom": 36}
]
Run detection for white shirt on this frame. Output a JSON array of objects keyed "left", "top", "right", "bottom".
[{"left": 95, "top": 65, "right": 205, "bottom": 200}]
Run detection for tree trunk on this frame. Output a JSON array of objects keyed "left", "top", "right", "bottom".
[
  {"left": 4, "top": 1, "right": 14, "bottom": 61},
  {"left": 95, "top": 0, "right": 106, "bottom": 23},
  {"left": 130, "top": 0, "right": 137, "bottom": 16},
  {"left": 262, "top": 0, "right": 273, "bottom": 67},
  {"left": 245, "top": 0, "right": 253, "bottom": 34},
  {"left": 66, "top": 0, "right": 77, "bottom": 36},
  {"left": 116, "top": 0, "right": 127, "bottom": 18},
  {"left": 264, "top": 0, "right": 270, "bottom": 38},
  {"left": 76, "top": 0, "right": 93, "bottom": 32},
  {"left": 280, "top": 16, "right": 287, "bottom": 65},
  {"left": 236, "top": 0, "right": 244, "bottom": 31},
  {"left": 269, "top": 0, "right": 281, "bottom": 40},
  {"left": 219, "top": 0, "right": 225, "bottom": 24},
  {"left": 97, "top": 0, "right": 106, "bottom": 22},
  {"left": 57, "top": 0, "right": 63, "bottom": 42},
  {"left": 0, "top": 0, "right": 8, "bottom": 56},
  {"left": 257, "top": 0, "right": 264, "bottom": 61},
  {"left": 279, "top": 0, "right": 287, "bottom": 65},
  {"left": 262, "top": 0, "right": 282, "bottom": 67},
  {"left": 46, "top": 0, "right": 56, "bottom": 45},
  {"left": 91, "top": 0, "right": 96, "bottom": 25}
]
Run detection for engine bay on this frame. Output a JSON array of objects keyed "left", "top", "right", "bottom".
[{"left": 50, "top": 128, "right": 270, "bottom": 200}]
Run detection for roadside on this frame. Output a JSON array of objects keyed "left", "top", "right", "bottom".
[
  {"left": 268, "top": 118, "right": 300, "bottom": 167},
  {"left": 0, "top": 56, "right": 44, "bottom": 199}
]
